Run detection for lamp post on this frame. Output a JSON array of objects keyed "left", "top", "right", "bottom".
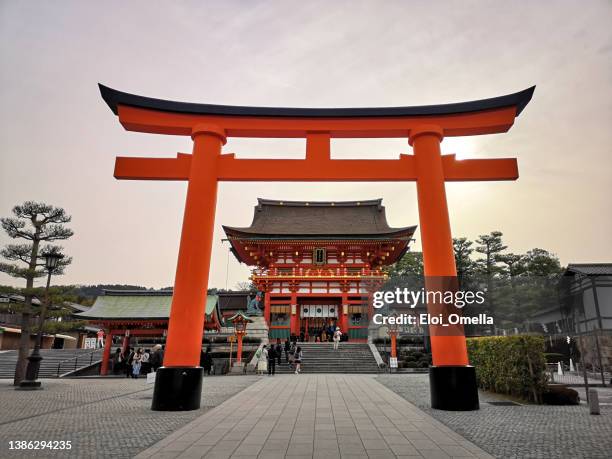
[
  {"left": 227, "top": 312, "right": 252, "bottom": 373},
  {"left": 388, "top": 311, "right": 400, "bottom": 372},
  {"left": 18, "top": 252, "right": 64, "bottom": 390}
]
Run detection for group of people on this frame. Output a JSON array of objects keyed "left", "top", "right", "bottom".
[
  {"left": 296, "top": 324, "right": 343, "bottom": 345},
  {"left": 112, "top": 344, "right": 164, "bottom": 379},
  {"left": 256, "top": 340, "right": 303, "bottom": 375},
  {"left": 255, "top": 330, "right": 341, "bottom": 376}
]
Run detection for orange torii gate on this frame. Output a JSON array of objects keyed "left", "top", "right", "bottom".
[{"left": 99, "top": 84, "right": 534, "bottom": 411}]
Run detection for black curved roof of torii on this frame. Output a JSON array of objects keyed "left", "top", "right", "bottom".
[{"left": 99, "top": 84, "right": 535, "bottom": 118}]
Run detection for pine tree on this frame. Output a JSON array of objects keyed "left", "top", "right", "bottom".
[{"left": 0, "top": 202, "right": 73, "bottom": 385}]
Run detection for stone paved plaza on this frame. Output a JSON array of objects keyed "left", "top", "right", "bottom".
[
  {"left": 1, "top": 374, "right": 610, "bottom": 458},
  {"left": 0, "top": 376, "right": 259, "bottom": 458},
  {"left": 377, "top": 374, "right": 612, "bottom": 459},
  {"left": 137, "top": 375, "right": 492, "bottom": 459}
]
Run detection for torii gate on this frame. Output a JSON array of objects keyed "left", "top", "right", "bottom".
[{"left": 99, "top": 84, "right": 534, "bottom": 411}]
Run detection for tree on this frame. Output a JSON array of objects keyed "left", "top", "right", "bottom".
[
  {"left": 387, "top": 251, "right": 423, "bottom": 279},
  {"left": 0, "top": 202, "right": 73, "bottom": 385},
  {"left": 453, "top": 237, "right": 475, "bottom": 289},
  {"left": 475, "top": 231, "right": 507, "bottom": 329},
  {"left": 235, "top": 281, "right": 255, "bottom": 291},
  {"left": 496, "top": 253, "right": 526, "bottom": 325}
]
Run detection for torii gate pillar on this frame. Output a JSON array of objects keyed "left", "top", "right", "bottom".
[
  {"left": 411, "top": 125, "right": 478, "bottom": 409},
  {"left": 151, "top": 125, "right": 224, "bottom": 410}
]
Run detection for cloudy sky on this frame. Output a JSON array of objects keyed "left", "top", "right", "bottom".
[{"left": 1, "top": 0, "right": 611, "bottom": 290}]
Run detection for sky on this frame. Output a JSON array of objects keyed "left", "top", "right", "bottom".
[{"left": 1, "top": 0, "right": 611, "bottom": 290}]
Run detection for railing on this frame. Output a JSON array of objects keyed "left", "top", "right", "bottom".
[
  {"left": 546, "top": 363, "right": 610, "bottom": 386},
  {"left": 55, "top": 349, "right": 101, "bottom": 377}
]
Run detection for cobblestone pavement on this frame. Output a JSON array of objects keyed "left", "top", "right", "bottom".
[
  {"left": 137, "top": 374, "right": 493, "bottom": 459},
  {"left": 377, "top": 374, "right": 612, "bottom": 459},
  {"left": 0, "top": 376, "right": 259, "bottom": 459}
]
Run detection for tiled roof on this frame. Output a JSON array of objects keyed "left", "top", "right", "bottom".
[
  {"left": 76, "top": 290, "right": 218, "bottom": 320},
  {"left": 565, "top": 263, "right": 612, "bottom": 276},
  {"left": 223, "top": 199, "right": 416, "bottom": 239}
]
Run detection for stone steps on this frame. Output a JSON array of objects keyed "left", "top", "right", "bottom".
[
  {"left": 270, "top": 343, "right": 380, "bottom": 374},
  {"left": 0, "top": 349, "right": 103, "bottom": 378}
]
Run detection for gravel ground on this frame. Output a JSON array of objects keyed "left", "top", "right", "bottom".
[
  {"left": 0, "top": 375, "right": 259, "bottom": 458},
  {"left": 377, "top": 374, "right": 612, "bottom": 459}
]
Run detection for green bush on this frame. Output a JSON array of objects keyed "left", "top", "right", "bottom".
[
  {"left": 542, "top": 385, "right": 580, "bottom": 405},
  {"left": 467, "top": 335, "right": 547, "bottom": 403}
]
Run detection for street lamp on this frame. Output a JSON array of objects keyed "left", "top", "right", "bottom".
[{"left": 18, "top": 252, "right": 64, "bottom": 390}]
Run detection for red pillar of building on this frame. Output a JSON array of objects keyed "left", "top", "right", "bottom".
[
  {"left": 121, "top": 333, "right": 129, "bottom": 354},
  {"left": 340, "top": 293, "right": 349, "bottom": 333},
  {"left": 236, "top": 334, "right": 244, "bottom": 364},
  {"left": 100, "top": 332, "right": 113, "bottom": 376},
  {"left": 410, "top": 125, "right": 479, "bottom": 410},
  {"left": 264, "top": 293, "right": 271, "bottom": 326},
  {"left": 152, "top": 124, "right": 225, "bottom": 411},
  {"left": 290, "top": 293, "right": 299, "bottom": 337}
]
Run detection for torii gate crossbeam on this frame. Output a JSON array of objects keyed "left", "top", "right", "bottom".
[{"left": 99, "top": 84, "right": 534, "bottom": 411}]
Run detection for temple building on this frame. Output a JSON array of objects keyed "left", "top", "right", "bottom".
[
  {"left": 76, "top": 290, "right": 222, "bottom": 374},
  {"left": 224, "top": 199, "right": 417, "bottom": 342}
]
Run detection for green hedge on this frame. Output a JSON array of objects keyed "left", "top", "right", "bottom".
[{"left": 467, "top": 336, "right": 547, "bottom": 403}]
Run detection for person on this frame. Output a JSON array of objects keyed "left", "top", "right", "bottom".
[
  {"left": 149, "top": 344, "right": 163, "bottom": 372},
  {"left": 275, "top": 341, "right": 282, "bottom": 366},
  {"left": 96, "top": 329, "right": 105, "bottom": 349},
  {"left": 131, "top": 348, "right": 143, "bottom": 379},
  {"left": 256, "top": 345, "right": 268, "bottom": 375},
  {"left": 141, "top": 349, "right": 150, "bottom": 374},
  {"left": 124, "top": 347, "right": 134, "bottom": 378},
  {"left": 294, "top": 346, "right": 303, "bottom": 374},
  {"left": 267, "top": 344, "right": 276, "bottom": 376},
  {"left": 288, "top": 342, "right": 296, "bottom": 369},
  {"left": 333, "top": 327, "right": 342, "bottom": 350},
  {"left": 112, "top": 348, "right": 122, "bottom": 374},
  {"left": 299, "top": 329, "right": 305, "bottom": 343},
  {"left": 284, "top": 339, "right": 291, "bottom": 364},
  {"left": 202, "top": 345, "right": 213, "bottom": 375}
]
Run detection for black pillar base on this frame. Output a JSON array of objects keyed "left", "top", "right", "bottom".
[
  {"left": 151, "top": 366, "right": 203, "bottom": 411},
  {"left": 16, "top": 380, "right": 42, "bottom": 390},
  {"left": 429, "top": 365, "right": 479, "bottom": 411}
]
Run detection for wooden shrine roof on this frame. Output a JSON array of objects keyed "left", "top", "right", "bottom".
[
  {"left": 223, "top": 199, "right": 417, "bottom": 240},
  {"left": 75, "top": 290, "right": 219, "bottom": 321}
]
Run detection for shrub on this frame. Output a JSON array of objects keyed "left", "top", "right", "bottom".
[
  {"left": 467, "top": 335, "right": 547, "bottom": 403},
  {"left": 542, "top": 385, "right": 580, "bottom": 405}
]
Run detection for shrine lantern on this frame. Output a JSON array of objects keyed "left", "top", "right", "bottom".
[{"left": 226, "top": 312, "right": 253, "bottom": 365}]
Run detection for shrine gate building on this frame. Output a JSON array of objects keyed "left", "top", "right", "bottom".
[{"left": 224, "top": 198, "right": 416, "bottom": 342}]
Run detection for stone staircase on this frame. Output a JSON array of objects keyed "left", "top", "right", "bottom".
[
  {"left": 0, "top": 348, "right": 103, "bottom": 379},
  {"left": 274, "top": 342, "right": 380, "bottom": 374},
  {"left": 245, "top": 316, "right": 269, "bottom": 345}
]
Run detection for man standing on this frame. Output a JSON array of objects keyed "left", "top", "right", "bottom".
[
  {"left": 267, "top": 344, "right": 276, "bottom": 376},
  {"left": 150, "top": 344, "right": 163, "bottom": 372},
  {"left": 284, "top": 339, "right": 291, "bottom": 364},
  {"left": 275, "top": 340, "right": 282, "bottom": 366}
]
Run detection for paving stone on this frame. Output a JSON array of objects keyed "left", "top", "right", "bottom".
[
  {"left": 0, "top": 376, "right": 259, "bottom": 459},
  {"left": 378, "top": 374, "right": 612, "bottom": 459}
]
